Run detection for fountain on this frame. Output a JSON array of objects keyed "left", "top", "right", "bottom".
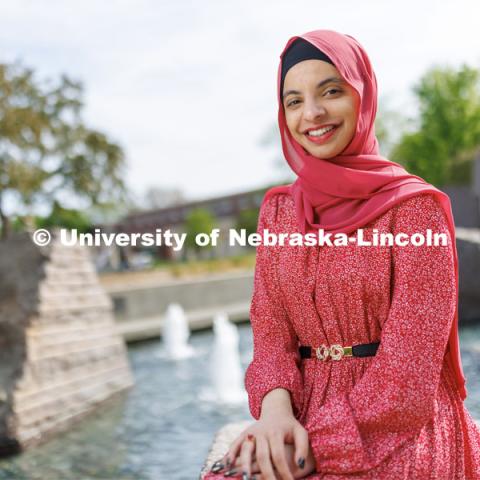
[
  {"left": 162, "top": 303, "right": 195, "bottom": 360},
  {"left": 209, "top": 312, "right": 248, "bottom": 405}
]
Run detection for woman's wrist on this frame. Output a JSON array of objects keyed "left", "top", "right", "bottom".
[{"left": 260, "top": 388, "right": 294, "bottom": 419}]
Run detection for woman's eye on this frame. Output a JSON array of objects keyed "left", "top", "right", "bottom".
[
  {"left": 325, "top": 88, "right": 341, "bottom": 96},
  {"left": 286, "top": 99, "right": 301, "bottom": 107},
  {"left": 285, "top": 90, "right": 340, "bottom": 107}
]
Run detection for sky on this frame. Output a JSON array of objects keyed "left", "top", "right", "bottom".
[{"left": 1, "top": 0, "right": 480, "bottom": 211}]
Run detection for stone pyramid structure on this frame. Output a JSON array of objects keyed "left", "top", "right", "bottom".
[{"left": 0, "top": 230, "right": 134, "bottom": 454}]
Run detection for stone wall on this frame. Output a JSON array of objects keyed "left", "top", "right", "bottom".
[
  {"left": 456, "top": 231, "right": 480, "bottom": 323},
  {"left": 107, "top": 271, "right": 253, "bottom": 341},
  {"left": 443, "top": 185, "right": 480, "bottom": 228},
  {"left": 0, "top": 230, "right": 134, "bottom": 454}
]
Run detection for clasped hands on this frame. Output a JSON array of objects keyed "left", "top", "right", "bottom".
[{"left": 209, "top": 414, "right": 316, "bottom": 479}]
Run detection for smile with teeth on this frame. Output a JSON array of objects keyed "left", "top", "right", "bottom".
[{"left": 307, "top": 125, "right": 337, "bottom": 137}]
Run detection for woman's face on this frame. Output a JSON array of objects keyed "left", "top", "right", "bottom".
[{"left": 282, "top": 59, "right": 360, "bottom": 159}]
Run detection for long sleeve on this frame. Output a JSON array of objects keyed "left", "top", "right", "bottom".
[
  {"left": 305, "top": 193, "right": 457, "bottom": 474},
  {"left": 244, "top": 193, "right": 304, "bottom": 421}
]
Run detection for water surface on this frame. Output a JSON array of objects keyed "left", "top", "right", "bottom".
[{"left": 0, "top": 323, "right": 479, "bottom": 480}]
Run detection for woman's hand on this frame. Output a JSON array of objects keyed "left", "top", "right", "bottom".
[
  {"left": 209, "top": 415, "right": 316, "bottom": 479},
  {"left": 217, "top": 441, "right": 316, "bottom": 479}
]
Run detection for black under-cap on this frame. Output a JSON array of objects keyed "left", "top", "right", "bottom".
[{"left": 280, "top": 37, "right": 334, "bottom": 102}]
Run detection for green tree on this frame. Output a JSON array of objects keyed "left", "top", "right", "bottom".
[
  {"left": 0, "top": 61, "right": 129, "bottom": 239},
  {"left": 390, "top": 64, "right": 480, "bottom": 186},
  {"left": 184, "top": 208, "right": 216, "bottom": 257},
  {"left": 35, "top": 200, "right": 92, "bottom": 233},
  {"left": 235, "top": 208, "right": 259, "bottom": 239}
]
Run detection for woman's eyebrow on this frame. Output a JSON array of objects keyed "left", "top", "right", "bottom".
[{"left": 282, "top": 76, "right": 344, "bottom": 100}]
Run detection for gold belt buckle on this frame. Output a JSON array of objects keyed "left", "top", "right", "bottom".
[
  {"left": 315, "top": 343, "right": 353, "bottom": 361},
  {"left": 315, "top": 344, "right": 330, "bottom": 361}
]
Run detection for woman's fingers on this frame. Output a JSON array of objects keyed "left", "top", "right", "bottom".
[
  {"left": 222, "top": 430, "right": 249, "bottom": 469},
  {"left": 233, "top": 451, "right": 259, "bottom": 469},
  {"left": 252, "top": 469, "right": 281, "bottom": 480},
  {"left": 238, "top": 434, "right": 256, "bottom": 478},
  {"left": 210, "top": 431, "right": 249, "bottom": 474},
  {"left": 211, "top": 423, "right": 309, "bottom": 478},
  {"left": 292, "top": 425, "right": 310, "bottom": 473},
  {"left": 268, "top": 434, "right": 294, "bottom": 480},
  {"left": 254, "top": 434, "right": 277, "bottom": 480}
]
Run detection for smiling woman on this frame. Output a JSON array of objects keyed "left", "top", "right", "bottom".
[
  {"left": 204, "top": 29, "right": 480, "bottom": 480},
  {"left": 281, "top": 45, "right": 360, "bottom": 160}
]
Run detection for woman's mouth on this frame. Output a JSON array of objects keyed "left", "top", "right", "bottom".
[{"left": 304, "top": 124, "right": 340, "bottom": 145}]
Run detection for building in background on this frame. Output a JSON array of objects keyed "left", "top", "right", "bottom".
[{"left": 94, "top": 186, "right": 271, "bottom": 271}]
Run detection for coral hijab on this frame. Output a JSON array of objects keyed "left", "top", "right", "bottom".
[{"left": 265, "top": 29, "right": 467, "bottom": 400}]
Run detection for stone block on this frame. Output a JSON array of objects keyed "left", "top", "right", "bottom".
[{"left": 0, "top": 229, "right": 134, "bottom": 454}]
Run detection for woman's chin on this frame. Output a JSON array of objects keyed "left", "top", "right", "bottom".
[{"left": 304, "top": 145, "right": 337, "bottom": 159}]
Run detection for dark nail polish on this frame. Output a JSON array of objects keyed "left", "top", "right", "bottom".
[
  {"left": 297, "top": 456, "right": 305, "bottom": 468},
  {"left": 242, "top": 473, "right": 248, "bottom": 480},
  {"left": 224, "top": 469, "right": 238, "bottom": 477},
  {"left": 225, "top": 456, "right": 231, "bottom": 467},
  {"left": 210, "top": 463, "right": 224, "bottom": 473},
  {"left": 250, "top": 476, "right": 257, "bottom": 480}
]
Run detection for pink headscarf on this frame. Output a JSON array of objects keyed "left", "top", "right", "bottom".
[{"left": 265, "top": 29, "right": 467, "bottom": 400}]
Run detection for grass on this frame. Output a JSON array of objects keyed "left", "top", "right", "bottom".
[{"left": 151, "top": 251, "right": 256, "bottom": 278}]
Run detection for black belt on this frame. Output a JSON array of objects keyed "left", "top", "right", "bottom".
[{"left": 299, "top": 342, "right": 380, "bottom": 361}]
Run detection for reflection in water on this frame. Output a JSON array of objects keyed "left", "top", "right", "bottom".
[
  {"left": 0, "top": 396, "right": 131, "bottom": 480},
  {"left": 0, "top": 323, "right": 478, "bottom": 479}
]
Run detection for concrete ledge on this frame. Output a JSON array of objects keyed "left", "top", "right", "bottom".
[
  {"left": 199, "top": 420, "right": 254, "bottom": 480},
  {"left": 456, "top": 227, "right": 480, "bottom": 244},
  {"left": 108, "top": 271, "right": 253, "bottom": 325},
  {"left": 116, "top": 301, "right": 251, "bottom": 342}
]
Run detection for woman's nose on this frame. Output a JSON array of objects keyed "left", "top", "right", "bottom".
[{"left": 303, "top": 99, "right": 327, "bottom": 121}]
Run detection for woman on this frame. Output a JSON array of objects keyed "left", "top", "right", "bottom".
[{"left": 204, "top": 29, "right": 480, "bottom": 479}]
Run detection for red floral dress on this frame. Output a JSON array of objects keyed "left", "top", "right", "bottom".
[{"left": 204, "top": 191, "right": 480, "bottom": 479}]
